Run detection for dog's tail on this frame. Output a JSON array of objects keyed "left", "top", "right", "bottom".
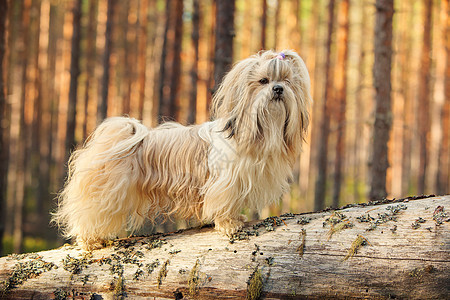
[{"left": 52, "top": 117, "right": 149, "bottom": 243}]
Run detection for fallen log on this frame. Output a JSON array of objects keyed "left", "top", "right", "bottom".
[{"left": 1, "top": 195, "right": 449, "bottom": 299}]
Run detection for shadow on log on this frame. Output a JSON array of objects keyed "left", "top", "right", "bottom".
[{"left": 1, "top": 195, "right": 449, "bottom": 299}]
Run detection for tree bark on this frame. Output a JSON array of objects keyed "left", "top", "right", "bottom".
[
  {"left": 158, "top": 0, "right": 183, "bottom": 122},
  {"left": 417, "top": 0, "right": 433, "bottom": 195},
  {"left": 213, "top": 0, "right": 235, "bottom": 93},
  {"left": 65, "top": 0, "right": 82, "bottom": 165},
  {"left": 369, "top": 0, "right": 394, "bottom": 201},
  {"left": 98, "top": 0, "right": 116, "bottom": 123},
  {"left": 1, "top": 196, "right": 449, "bottom": 299},
  {"left": 0, "top": 0, "right": 8, "bottom": 257},
  {"left": 188, "top": 0, "right": 200, "bottom": 125},
  {"left": 314, "top": 0, "right": 335, "bottom": 211},
  {"left": 332, "top": 0, "right": 349, "bottom": 208},
  {"left": 436, "top": 0, "right": 449, "bottom": 195}
]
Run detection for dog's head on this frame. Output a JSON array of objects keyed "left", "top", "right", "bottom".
[{"left": 211, "top": 50, "right": 312, "bottom": 160}]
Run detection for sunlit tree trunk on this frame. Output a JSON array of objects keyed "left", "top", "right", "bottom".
[
  {"left": 437, "top": 0, "right": 449, "bottom": 194},
  {"left": 369, "top": 0, "right": 394, "bottom": 201},
  {"left": 65, "top": 0, "right": 82, "bottom": 165},
  {"left": 137, "top": 0, "right": 148, "bottom": 120},
  {"left": 0, "top": 0, "right": 8, "bottom": 257},
  {"left": 332, "top": 0, "right": 349, "bottom": 208},
  {"left": 314, "top": 0, "right": 335, "bottom": 211},
  {"left": 417, "top": 0, "right": 433, "bottom": 195},
  {"left": 83, "top": 0, "right": 98, "bottom": 139}
]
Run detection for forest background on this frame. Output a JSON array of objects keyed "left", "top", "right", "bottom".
[{"left": 0, "top": 0, "right": 448, "bottom": 256}]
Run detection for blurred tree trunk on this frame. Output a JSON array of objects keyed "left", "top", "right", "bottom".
[
  {"left": 188, "top": 0, "right": 200, "bottom": 125},
  {"left": 137, "top": 0, "right": 149, "bottom": 120},
  {"left": 14, "top": 0, "right": 32, "bottom": 254},
  {"left": 213, "top": 0, "right": 235, "bottom": 92},
  {"left": 369, "top": 0, "right": 394, "bottom": 201},
  {"left": 260, "top": 0, "right": 267, "bottom": 50},
  {"left": 314, "top": 0, "right": 335, "bottom": 211},
  {"left": 83, "top": 0, "right": 98, "bottom": 139},
  {"left": 437, "top": 0, "right": 449, "bottom": 194},
  {"left": 400, "top": 0, "right": 414, "bottom": 196},
  {"left": 353, "top": 0, "right": 367, "bottom": 203},
  {"left": 205, "top": 1, "right": 216, "bottom": 114},
  {"left": 273, "top": 0, "right": 281, "bottom": 50},
  {"left": 0, "top": 0, "right": 8, "bottom": 257},
  {"left": 417, "top": 0, "right": 433, "bottom": 195},
  {"left": 158, "top": 0, "right": 183, "bottom": 122},
  {"left": 65, "top": 0, "right": 82, "bottom": 165},
  {"left": 332, "top": 0, "right": 349, "bottom": 208},
  {"left": 98, "top": 0, "right": 116, "bottom": 123}
]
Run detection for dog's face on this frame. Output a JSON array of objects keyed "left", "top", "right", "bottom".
[{"left": 211, "top": 50, "right": 312, "bottom": 159}]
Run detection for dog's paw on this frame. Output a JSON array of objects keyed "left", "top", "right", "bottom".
[
  {"left": 76, "top": 237, "right": 106, "bottom": 251},
  {"left": 214, "top": 218, "right": 245, "bottom": 237}
]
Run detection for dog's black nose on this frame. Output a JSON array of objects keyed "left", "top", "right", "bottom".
[{"left": 273, "top": 85, "right": 283, "bottom": 95}]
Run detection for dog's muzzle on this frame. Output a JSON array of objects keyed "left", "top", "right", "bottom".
[{"left": 272, "top": 84, "right": 284, "bottom": 101}]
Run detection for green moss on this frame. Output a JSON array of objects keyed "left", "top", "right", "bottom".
[
  {"left": 297, "top": 229, "right": 306, "bottom": 257},
  {"left": 157, "top": 259, "right": 170, "bottom": 288},
  {"left": 247, "top": 267, "right": 263, "bottom": 300},
  {"left": 343, "top": 235, "right": 370, "bottom": 261},
  {"left": 188, "top": 259, "right": 201, "bottom": 296},
  {"left": 62, "top": 253, "right": 93, "bottom": 274},
  {"left": 1, "top": 257, "right": 57, "bottom": 293}
]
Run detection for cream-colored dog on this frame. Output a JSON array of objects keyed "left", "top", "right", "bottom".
[{"left": 53, "top": 50, "right": 312, "bottom": 250}]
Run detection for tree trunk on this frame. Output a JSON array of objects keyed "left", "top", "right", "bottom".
[
  {"left": 98, "top": 0, "right": 116, "bottom": 123},
  {"left": 369, "top": 0, "right": 394, "bottom": 201},
  {"left": 1, "top": 196, "right": 449, "bottom": 299},
  {"left": 0, "top": 0, "right": 8, "bottom": 257},
  {"left": 314, "top": 0, "right": 335, "bottom": 211},
  {"left": 436, "top": 0, "right": 449, "bottom": 195},
  {"left": 417, "top": 0, "right": 433, "bottom": 195},
  {"left": 213, "top": 0, "right": 235, "bottom": 93},
  {"left": 260, "top": 0, "right": 267, "bottom": 50},
  {"left": 82, "top": 0, "right": 98, "bottom": 139},
  {"left": 332, "top": 0, "right": 349, "bottom": 208},
  {"left": 158, "top": 0, "right": 183, "bottom": 122},
  {"left": 188, "top": 0, "right": 200, "bottom": 125},
  {"left": 65, "top": 0, "right": 82, "bottom": 165}
]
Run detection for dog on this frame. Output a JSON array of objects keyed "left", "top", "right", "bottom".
[{"left": 53, "top": 50, "right": 312, "bottom": 250}]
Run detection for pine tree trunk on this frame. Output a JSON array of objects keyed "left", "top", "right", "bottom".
[
  {"left": 314, "top": 0, "right": 335, "bottom": 211},
  {"left": 369, "top": 0, "right": 394, "bottom": 201},
  {"left": 332, "top": 0, "right": 349, "bottom": 208},
  {"left": 417, "top": 0, "right": 433, "bottom": 195},
  {"left": 82, "top": 0, "right": 98, "bottom": 139},
  {"left": 98, "top": 0, "right": 115, "bottom": 123},
  {"left": 260, "top": 0, "right": 267, "bottom": 50},
  {"left": 213, "top": 0, "right": 235, "bottom": 92},
  {"left": 436, "top": 0, "right": 449, "bottom": 194},
  {"left": 65, "top": 0, "right": 82, "bottom": 165},
  {"left": 158, "top": 0, "right": 183, "bottom": 122},
  {"left": 188, "top": 0, "right": 200, "bottom": 125},
  {"left": 0, "top": 0, "right": 8, "bottom": 257}
]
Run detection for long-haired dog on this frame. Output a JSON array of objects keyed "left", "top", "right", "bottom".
[{"left": 53, "top": 50, "right": 312, "bottom": 250}]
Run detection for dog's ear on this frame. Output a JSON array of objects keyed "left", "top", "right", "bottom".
[{"left": 211, "top": 57, "right": 260, "bottom": 120}]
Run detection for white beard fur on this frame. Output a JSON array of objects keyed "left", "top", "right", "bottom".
[{"left": 53, "top": 50, "right": 312, "bottom": 250}]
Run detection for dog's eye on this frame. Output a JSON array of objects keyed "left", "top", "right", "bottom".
[{"left": 259, "top": 78, "right": 269, "bottom": 85}]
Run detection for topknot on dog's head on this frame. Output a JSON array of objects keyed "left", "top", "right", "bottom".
[{"left": 211, "top": 49, "right": 311, "bottom": 122}]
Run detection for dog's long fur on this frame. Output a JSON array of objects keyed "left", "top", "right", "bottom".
[{"left": 53, "top": 50, "right": 312, "bottom": 250}]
